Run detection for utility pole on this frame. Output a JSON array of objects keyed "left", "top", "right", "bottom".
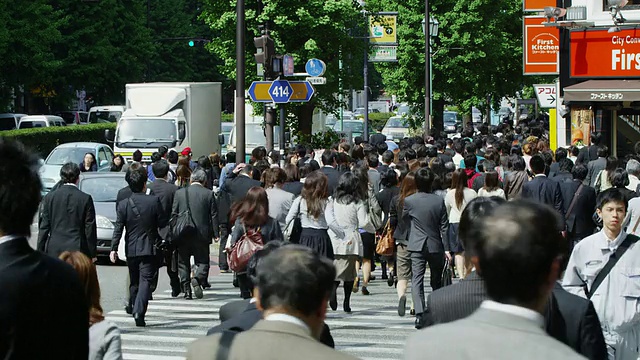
[
  {"left": 253, "top": 33, "right": 275, "bottom": 151},
  {"left": 235, "top": 0, "right": 245, "bottom": 164},
  {"left": 424, "top": 0, "right": 431, "bottom": 135},
  {"left": 362, "top": 3, "right": 370, "bottom": 142}
]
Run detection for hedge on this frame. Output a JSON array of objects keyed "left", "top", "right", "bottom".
[
  {"left": 222, "top": 113, "right": 233, "bottom": 122},
  {"left": 368, "top": 112, "right": 395, "bottom": 130},
  {"left": 0, "top": 123, "right": 117, "bottom": 157}
]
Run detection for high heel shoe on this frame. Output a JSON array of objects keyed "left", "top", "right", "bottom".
[
  {"left": 343, "top": 300, "right": 352, "bottom": 313},
  {"left": 329, "top": 294, "right": 338, "bottom": 311},
  {"left": 352, "top": 277, "right": 360, "bottom": 293}
]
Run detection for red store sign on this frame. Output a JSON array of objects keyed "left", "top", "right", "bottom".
[{"left": 571, "top": 28, "right": 640, "bottom": 78}]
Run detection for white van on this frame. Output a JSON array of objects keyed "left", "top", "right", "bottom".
[
  {"left": 0, "top": 113, "right": 27, "bottom": 131},
  {"left": 88, "top": 105, "right": 126, "bottom": 124},
  {"left": 17, "top": 115, "right": 66, "bottom": 129}
]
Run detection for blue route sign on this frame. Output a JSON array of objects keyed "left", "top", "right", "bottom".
[
  {"left": 247, "top": 81, "right": 273, "bottom": 102},
  {"left": 268, "top": 80, "right": 293, "bottom": 103},
  {"left": 305, "top": 58, "right": 326, "bottom": 77}
]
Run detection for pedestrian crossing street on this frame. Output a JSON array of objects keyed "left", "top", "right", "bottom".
[{"left": 105, "top": 268, "right": 431, "bottom": 360}]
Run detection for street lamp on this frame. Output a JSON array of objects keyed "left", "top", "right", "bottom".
[{"left": 422, "top": 15, "right": 439, "bottom": 134}]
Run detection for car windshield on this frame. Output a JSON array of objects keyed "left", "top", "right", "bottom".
[
  {"left": 115, "top": 118, "right": 176, "bottom": 146},
  {"left": 334, "top": 122, "right": 363, "bottom": 132},
  {"left": 396, "top": 105, "right": 411, "bottom": 115},
  {"left": 19, "top": 121, "right": 47, "bottom": 129},
  {"left": 385, "top": 117, "right": 409, "bottom": 128},
  {"left": 443, "top": 112, "right": 458, "bottom": 123},
  {"left": 0, "top": 117, "right": 16, "bottom": 130},
  {"left": 222, "top": 123, "right": 233, "bottom": 133},
  {"left": 46, "top": 147, "right": 93, "bottom": 166},
  {"left": 58, "top": 113, "right": 77, "bottom": 125},
  {"left": 80, "top": 177, "right": 127, "bottom": 202},
  {"left": 89, "top": 111, "right": 122, "bottom": 123}
]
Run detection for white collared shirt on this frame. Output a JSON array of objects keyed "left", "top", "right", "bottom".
[
  {"left": 562, "top": 229, "right": 640, "bottom": 355},
  {"left": 264, "top": 313, "right": 311, "bottom": 336},
  {"left": 0, "top": 234, "right": 21, "bottom": 246},
  {"left": 480, "top": 300, "right": 544, "bottom": 328},
  {"left": 63, "top": 183, "right": 78, "bottom": 188},
  {"left": 534, "top": 173, "right": 546, "bottom": 178}
]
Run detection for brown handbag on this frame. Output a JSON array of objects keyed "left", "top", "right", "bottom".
[
  {"left": 375, "top": 220, "right": 394, "bottom": 256},
  {"left": 228, "top": 225, "right": 264, "bottom": 272}
]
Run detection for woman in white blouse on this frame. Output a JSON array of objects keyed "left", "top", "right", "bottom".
[
  {"left": 444, "top": 169, "right": 477, "bottom": 279},
  {"left": 478, "top": 170, "right": 506, "bottom": 199}
]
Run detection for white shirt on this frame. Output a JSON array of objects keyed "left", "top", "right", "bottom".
[
  {"left": 626, "top": 197, "right": 640, "bottom": 235},
  {"left": 264, "top": 313, "right": 311, "bottom": 336},
  {"left": 627, "top": 175, "right": 640, "bottom": 193},
  {"left": 478, "top": 188, "right": 506, "bottom": 199},
  {"left": 444, "top": 188, "right": 477, "bottom": 223},
  {"left": 562, "top": 229, "right": 640, "bottom": 358},
  {"left": 0, "top": 235, "right": 21, "bottom": 246},
  {"left": 452, "top": 153, "right": 463, "bottom": 169},
  {"left": 480, "top": 300, "right": 544, "bottom": 328}
]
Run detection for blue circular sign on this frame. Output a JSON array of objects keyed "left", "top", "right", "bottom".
[{"left": 305, "top": 59, "right": 326, "bottom": 77}]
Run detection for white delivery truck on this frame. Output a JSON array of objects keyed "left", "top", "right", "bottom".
[{"left": 106, "top": 82, "right": 222, "bottom": 163}]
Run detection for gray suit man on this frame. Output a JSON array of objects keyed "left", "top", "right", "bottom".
[
  {"left": 584, "top": 145, "right": 608, "bottom": 187},
  {"left": 405, "top": 200, "right": 586, "bottom": 360},
  {"left": 172, "top": 169, "right": 219, "bottom": 299},
  {"left": 402, "top": 168, "right": 450, "bottom": 328}
]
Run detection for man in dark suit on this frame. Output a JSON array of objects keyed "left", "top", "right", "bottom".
[
  {"left": 38, "top": 162, "right": 97, "bottom": 260},
  {"left": 0, "top": 139, "right": 89, "bottom": 359},
  {"left": 110, "top": 166, "right": 167, "bottom": 327},
  {"left": 551, "top": 158, "right": 574, "bottom": 184},
  {"left": 369, "top": 126, "right": 386, "bottom": 147},
  {"left": 521, "top": 154, "right": 564, "bottom": 217},
  {"left": 148, "top": 159, "right": 181, "bottom": 297},
  {"left": 224, "top": 164, "right": 261, "bottom": 205},
  {"left": 320, "top": 151, "right": 341, "bottom": 196},
  {"left": 559, "top": 164, "right": 597, "bottom": 246},
  {"left": 436, "top": 141, "right": 453, "bottom": 165},
  {"left": 584, "top": 145, "right": 608, "bottom": 187},
  {"left": 548, "top": 148, "right": 568, "bottom": 178},
  {"left": 576, "top": 132, "right": 601, "bottom": 165},
  {"left": 116, "top": 162, "right": 143, "bottom": 206},
  {"left": 402, "top": 167, "right": 450, "bottom": 329},
  {"left": 172, "top": 169, "right": 219, "bottom": 299}
]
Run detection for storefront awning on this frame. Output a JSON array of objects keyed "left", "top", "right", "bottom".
[{"left": 563, "top": 80, "right": 640, "bottom": 102}]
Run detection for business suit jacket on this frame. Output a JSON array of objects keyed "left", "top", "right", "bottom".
[
  {"left": 148, "top": 179, "right": 179, "bottom": 241},
  {"left": 585, "top": 157, "right": 606, "bottom": 187},
  {"left": 423, "top": 271, "right": 486, "bottom": 326},
  {"left": 577, "top": 145, "right": 599, "bottom": 165},
  {"left": 282, "top": 181, "right": 304, "bottom": 196},
  {"left": 559, "top": 180, "right": 597, "bottom": 238},
  {"left": 173, "top": 183, "right": 219, "bottom": 243},
  {"left": 190, "top": 320, "right": 355, "bottom": 360},
  {"left": 225, "top": 174, "right": 262, "bottom": 205},
  {"left": 266, "top": 187, "right": 295, "bottom": 231},
  {"left": 111, "top": 192, "right": 167, "bottom": 257},
  {"left": 368, "top": 168, "right": 382, "bottom": 194},
  {"left": 37, "top": 184, "right": 98, "bottom": 258},
  {"left": 0, "top": 237, "right": 89, "bottom": 359},
  {"left": 545, "top": 283, "right": 607, "bottom": 360},
  {"left": 521, "top": 175, "right": 565, "bottom": 217},
  {"left": 320, "top": 166, "right": 341, "bottom": 196},
  {"left": 403, "top": 192, "right": 449, "bottom": 253},
  {"left": 437, "top": 152, "right": 453, "bottom": 165},
  {"left": 209, "top": 300, "right": 335, "bottom": 348},
  {"left": 552, "top": 171, "right": 574, "bottom": 184},
  {"left": 369, "top": 133, "right": 386, "bottom": 146},
  {"left": 548, "top": 162, "right": 561, "bottom": 178},
  {"left": 116, "top": 186, "right": 133, "bottom": 207},
  {"left": 405, "top": 307, "right": 586, "bottom": 360},
  {"left": 389, "top": 195, "right": 410, "bottom": 245}
]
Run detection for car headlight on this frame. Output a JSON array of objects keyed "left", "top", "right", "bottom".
[{"left": 96, "top": 215, "right": 114, "bottom": 229}]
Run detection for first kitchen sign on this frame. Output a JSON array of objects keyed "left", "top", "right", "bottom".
[
  {"left": 524, "top": 16, "right": 560, "bottom": 75},
  {"left": 571, "top": 29, "right": 640, "bottom": 78}
]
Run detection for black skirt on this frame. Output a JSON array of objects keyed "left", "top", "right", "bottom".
[
  {"left": 361, "top": 232, "right": 375, "bottom": 260},
  {"left": 448, "top": 222, "right": 463, "bottom": 253},
  {"left": 299, "top": 228, "right": 334, "bottom": 260}
]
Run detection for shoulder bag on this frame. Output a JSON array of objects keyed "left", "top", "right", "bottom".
[
  {"left": 441, "top": 258, "right": 453, "bottom": 286},
  {"left": 375, "top": 219, "right": 395, "bottom": 256},
  {"left": 585, "top": 234, "right": 639, "bottom": 298},
  {"left": 228, "top": 224, "right": 264, "bottom": 272},
  {"left": 284, "top": 197, "right": 303, "bottom": 243},
  {"left": 367, "top": 190, "right": 383, "bottom": 232},
  {"left": 562, "top": 183, "right": 583, "bottom": 238},
  {"left": 169, "top": 187, "right": 197, "bottom": 246}
]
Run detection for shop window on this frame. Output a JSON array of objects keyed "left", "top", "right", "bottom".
[{"left": 603, "top": 0, "right": 640, "bottom": 11}]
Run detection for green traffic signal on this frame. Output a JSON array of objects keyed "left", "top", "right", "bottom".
[{"left": 188, "top": 40, "right": 194, "bottom": 47}]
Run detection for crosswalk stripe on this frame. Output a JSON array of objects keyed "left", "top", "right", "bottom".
[{"left": 110, "top": 268, "right": 435, "bottom": 360}]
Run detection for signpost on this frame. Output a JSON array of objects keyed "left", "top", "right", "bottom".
[
  {"left": 289, "top": 81, "right": 315, "bottom": 102},
  {"left": 523, "top": 16, "right": 559, "bottom": 75},
  {"left": 305, "top": 59, "right": 326, "bottom": 77},
  {"left": 247, "top": 81, "right": 273, "bottom": 102},
  {"left": 534, "top": 84, "right": 557, "bottom": 108},
  {"left": 248, "top": 80, "right": 315, "bottom": 103},
  {"left": 269, "top": 80, "right": 294, "bottom": 103}
]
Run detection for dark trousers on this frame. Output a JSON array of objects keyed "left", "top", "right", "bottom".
[
  {"left": 178, "top": 240, "right": 210, "bottom": 286},
  {"left": 410, "top": 250, "right": 445, "bottom": 315},
  {"left": 237, "top": 273, "right": 252, "bottom": 299},
  {"left": 128, "top": 255, "right": 157, "bottom": 316},
  {"left": 150, "top": 248, "right": 181, "bottom": 293},
  {"left": 218, "top": 224, "right": 229, "bottom": 271}
]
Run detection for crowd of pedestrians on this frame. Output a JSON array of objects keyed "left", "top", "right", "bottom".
[{"left": 3, "top": 114, "right": 640, "bottom": 359}]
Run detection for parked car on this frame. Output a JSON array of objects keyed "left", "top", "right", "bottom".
[
  {"left": 0, "top": 113, "right": 27, "bottom": 131},
  {"left": 333, "top": 120, "right": 375, "bottom": 140},
  {"left": 88, "top": 105, "right": 126, "bottom": 123},
  {"left": 443, "top": 111, "right": 460, "bottom": 133},
  {"left": 55, "top": 111, "right": 89, "bottom": 125},
  {"left": 39, "top": 142, "right": 115, "bottom": 192},
  {"left": 381, "top": 116, "right": 410, "bottom": 142},
  {"left": 77, "top": 172, "right": 127, "bottom": 258},
  {"left": 18, "top": 115, "right": 66, "bottom": 129}
]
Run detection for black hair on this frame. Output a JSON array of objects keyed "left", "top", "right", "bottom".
[
  {"left": 572, "top": 164, "right": 588, "bottom": 181},
  {"left": 256, "top": 245, "right": 336, "bottom": 316},
  {"left": 132, "top": 150, "right": 143, "bottom": 162},
  {"left": 376, "top": 142, "right": 388, "bottom": 155},
  {"left": 556, "top": 158, "right": 573, "bottom": 173},
  {"left": 354, "top": 136, "right": 363, "bottom": 146},
  {"left": 241, "top": 164, "right": 254, "bottom": 176},
  {"left": 611, "top": 168, "right": 630, "bottom": 189},
  {"left": 472, "top": 200, "right": 562, "bottom": 305},
  {"left": 335, "top": 172, "right": 364, "bottom": 204},
  {"left": 415, "top": 167, "right": 435, "bottom": 193},
  {"left": 150, "top": 152, "right": 161, "bottom": 163},
  {"left": 367, "top": 153, "right": 379, "bottom": 168},
  {"left": 60, "top": 162, "right": 81, "bottom": 184},
  {"left": 226, "top": 151, "right": 236, "bottom": 164},
  {"left": 463, "top": 154, "right": 477, "bottom": 170},
  {"left": 152, "top": 159, "right": 170, "bottom": 179},
  {"left": 425, "top": 146, "right": 437, "bottom": 159},
  {"left": 458, "top": 197, "right": 506, "bottom": 255},
  {"left": 321, "top": 151, "right": 336, "bottom": 166},
  {"left": 597, "top": 188, "right": 628, "bottom": 211},
  {"left": 381, "top": 150, "right": 394, "bottom": 165},
  {"left": 555, "top": 147, "right": 568, "bottom": 162},
  {"left": 198, "top": 155, "right": 212, "bottom": 170},
  {"left": 158, "top": 145, "right": 169, "bottom": 157},
  {"left": 529, "top": 154, "right": 545, "bottom": 174},
  {"left": 128, "top": 165, "right": 147, "bottom": 193},
  {"left": 0, "top": 139, "right": 42, "bottom": 235},
  {"left": 597, "top": 145, "right": 609, "bottom": 158},
  {"left": 167, "top": 150, "right": 179, "bottom": 164},
  {"left": 380, "top": 168, "right": 399, "bottom": 188},
  {"left": 405, "top": 148, "right": 417, "bottom": 161}
]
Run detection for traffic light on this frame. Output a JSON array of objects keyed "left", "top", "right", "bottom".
[
  {"left": 188, "top": 40, "right": 195, "bottom": 47},
  {"left": 254, "top": 35, "right": 275, "bottom": 78}
]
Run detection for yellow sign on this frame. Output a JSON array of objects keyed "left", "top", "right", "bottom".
[{"left": 369, "top": 14, "right": 397, "bottom": 45}]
